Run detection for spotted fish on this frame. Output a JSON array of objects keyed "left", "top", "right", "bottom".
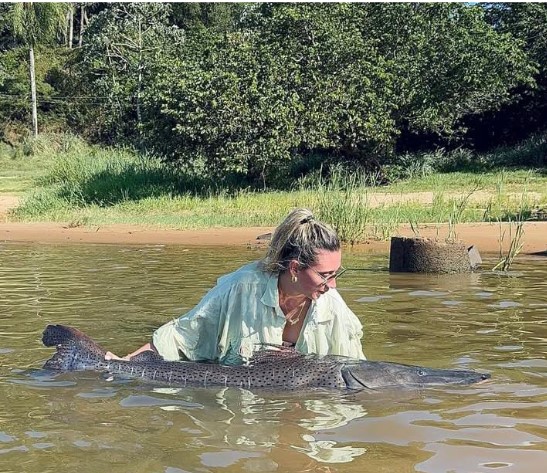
[{"left": 41, "top": 325, "right": 490, "bottom": 390}]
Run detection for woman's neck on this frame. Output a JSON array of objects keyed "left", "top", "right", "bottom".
[
  {"left": 278, "top": 271, "right": 308, "bottom": 307},
  {"left": 278, "top": 271, "right": 298, "bottom": 296}
]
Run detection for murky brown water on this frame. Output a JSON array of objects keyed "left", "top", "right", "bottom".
[{"left": 0, "top": 243, "right": 545, "bottom": 473}]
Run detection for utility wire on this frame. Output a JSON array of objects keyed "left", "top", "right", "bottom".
[{"left": 0, "top": 92, "right": 123, "bottom": 100}]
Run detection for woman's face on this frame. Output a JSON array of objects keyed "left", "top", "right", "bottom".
[{"left": 292, "top": 249, "right": 343, "bottom": 300}]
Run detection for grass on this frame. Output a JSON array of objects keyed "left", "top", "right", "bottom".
[
  {"left": 2, "top": 133, "right": 546, "bottom": 242},
  {"left": 384, "top": 170, "right": 546, "bottom": 195},
  {"left": 0, "top": 148, "right": 49, "bottom": 194},
  {"left": 493, "top": 218, "right": 525, "bottom": 272}
]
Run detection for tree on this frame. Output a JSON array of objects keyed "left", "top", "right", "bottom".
[
  {"left": 170, "top": 2, "right": 245, "bottom": 33},
  {"left": 355, "top": 3, "right": 533, "bottom": 147},
  {"left": 147, "top": 3, "right": 399, "bottom": 185},
  {"left": 465, "top": 3, "right": 547, "bottom": 150},
  {"left": 72, "top": 2, "right": 183, "bottom": 145},
  {"left": 144, "top": 3, "right": 530, "bottom": 185},
  {"left": 9, "top": 2, "right": 69, "bottom": 136}
]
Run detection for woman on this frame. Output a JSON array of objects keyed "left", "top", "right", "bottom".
[{"left": 107, "top": 208, "right": 365, "bottom": 365}]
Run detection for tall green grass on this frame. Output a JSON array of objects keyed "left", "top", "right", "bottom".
[
  {"left": 384, "top": 132, "right": 546, "bottom": 179},
  {"left": 0, "top": 145, "right": 48, "bottom": 194},
  {"left": 5, "top": 133, "right": 547, "bottom": 241},
  {"left": 305, "top": 167, "right": 372, "bottom": 245}
]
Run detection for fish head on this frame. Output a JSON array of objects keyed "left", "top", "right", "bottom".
[{"left": 341, "top": 361, "right": 490, "bottom": 390}]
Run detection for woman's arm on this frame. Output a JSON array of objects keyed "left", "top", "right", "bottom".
[{"left": 105, "top": 342, "right": 156, "bottom": 361}]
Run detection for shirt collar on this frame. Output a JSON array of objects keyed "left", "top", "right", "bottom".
[{"left": 261, "top": 273, "right": 280, "bottom": 308}]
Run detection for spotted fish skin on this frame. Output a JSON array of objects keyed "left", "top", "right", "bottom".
[
  {"left": 42, "top": 325, "right": 347, "bottom": 389},
  {"left": 41, "top": 325, "right": 490, "bottom": 390}
]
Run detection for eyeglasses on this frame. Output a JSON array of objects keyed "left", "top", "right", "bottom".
[{"left": 308, "top": 266, "right": 347, "bottom": 287}]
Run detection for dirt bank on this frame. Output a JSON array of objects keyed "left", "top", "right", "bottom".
[
  {"left": 0, "top": 220, "right": 545, "bottom": 255},
  {"left": 1, "top": 193, "right": 544, "bottom": 253}
]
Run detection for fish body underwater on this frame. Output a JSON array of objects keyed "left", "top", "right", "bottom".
[{"left": 41, "top": 325, "right": 490, "bottom": 390}]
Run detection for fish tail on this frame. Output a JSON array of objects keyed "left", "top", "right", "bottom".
[{"left": 42, "top": 324, "right": 106, "bottom": 371}]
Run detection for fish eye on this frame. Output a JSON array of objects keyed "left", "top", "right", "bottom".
[{"left": 417, "top": 369, "right": 426, "bottom": 376}]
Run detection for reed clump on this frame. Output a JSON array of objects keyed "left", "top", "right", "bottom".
[
  {"left": 492, "top": 182, "right": 530, "bottom": 272},
  {"left": 311, "top": 168, "right": 372, "bottom": 245},
  {"left": 493, "top": 218, "right": 525, "bottom": 272}
]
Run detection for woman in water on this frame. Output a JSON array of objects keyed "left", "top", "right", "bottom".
[{"left": 107, "top": 208, "right": 365, "bottom": 364}]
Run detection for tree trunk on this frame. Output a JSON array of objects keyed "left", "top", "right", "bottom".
[
  {"left": 136, "top": 16, "right": 143, "bottom": 150},
  {"left": 68, "top": 7, "right": 74, "bottom": 48},
  {"left": 29, "top": 46, "right": 38, "bottom": 137},
  {"left": 78, "top": 4, "right": 85, "bottom": 47}
]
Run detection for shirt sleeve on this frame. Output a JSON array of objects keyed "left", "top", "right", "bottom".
[
  {"left": 338, "top": 311, "right": 366, "bottom": 360},
  {"left": 153, "top": 288, "right": 224, "bottom": 361},
  {"left": 335, "top": 291, "right": 366, "bottom": 360},
  {"left": 320, "top": 289, "right": 366, "bottom": 360}
]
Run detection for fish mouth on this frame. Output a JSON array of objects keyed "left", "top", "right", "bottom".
[
  {"left": 475, "top": 373, "right": 491, "bottom": 384},
  {"left": 452, "top": 370, "right": 491, "bottom": 385},
  {"left": 433, "top": 371, "right": 492, "bottom": 386}
]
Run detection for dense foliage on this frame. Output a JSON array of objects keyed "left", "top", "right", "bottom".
[
  {"left": 464, "top": 3, "right": 547, "bottom": 150},
  {"left": 0, "top": 2, "right": 545, "bottom": 186}
]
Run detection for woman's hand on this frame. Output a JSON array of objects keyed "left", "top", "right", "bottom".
[
  {"left": 104, "top": 342, "right": 155, "bottom": 361},
  {"left": 105, "top": 351, "right": 131, "bottom": 361}
]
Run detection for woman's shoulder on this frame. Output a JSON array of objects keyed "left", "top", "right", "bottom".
[{"left": 216, "top": 260, "right": 271, "bottom": 288}]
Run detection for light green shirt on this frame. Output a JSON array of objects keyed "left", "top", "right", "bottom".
[{"left": 152, "top": 261, "right": 365, "bottom": 365}]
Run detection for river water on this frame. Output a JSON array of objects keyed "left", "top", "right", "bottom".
[{"left": 0, "top": 243, "right": 545, "bottom": 473}]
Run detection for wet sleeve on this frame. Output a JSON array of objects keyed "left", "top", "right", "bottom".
[
  {"left": 340, "top": 314, "right": 366, "bottom": 360},
  {"left": 152, "top": 291, "right": 223, "bottom": 361},
  {"left": 331, "top": 291, "right": 366, "bottom": 360}
]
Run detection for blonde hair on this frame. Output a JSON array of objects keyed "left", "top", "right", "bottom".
[{"left": 261, "top": 208, "right": 340, "bottom": 273}]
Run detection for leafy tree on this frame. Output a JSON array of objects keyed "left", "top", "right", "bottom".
[
  {"left": 8, "top": 2, "right": 69, "bottom": 136},
  {"left": 0, "top": 3, "right": 17, "bottom": 49},
  {"left": 487, "top": 3, "right": 546, "bottom": 73},
  {"left": 252, "top": 3, "right": 397, "bottom": 161},
  {"left": 71, "top": 2, "right": 184, "bottom": 145},
  {"left": 142, "top": 3, "right": 531, "bottom": 185},
  {"left": 356, "top": 3, "right": 533, "bottom": 147},
  {"left": 464, "top": 3, "right": 547, "bottom": 151},
  {"left": 170, "top": 2, "right": 245, "bottom": 33},
  {"left": 146, "top": 4, "right": 399, "bottom": 185}
]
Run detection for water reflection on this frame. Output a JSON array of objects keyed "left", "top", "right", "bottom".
[
  {"left": 159, "top": 387, "right": 366, "bottom": 465},
  {"left": 0, "top": 243, "right": 546, "bottom": 472}
]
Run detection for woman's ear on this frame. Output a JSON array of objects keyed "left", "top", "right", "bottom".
[{"left": 288, "top": 259, "right": 300, "bottom": 276}]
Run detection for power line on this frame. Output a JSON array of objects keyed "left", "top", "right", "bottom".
[
  {"left": 0, "top": 92, "right": 124, "bottom": 100},
  {"left": 0, "top": 93, "right": 130, "bottom": 106}
]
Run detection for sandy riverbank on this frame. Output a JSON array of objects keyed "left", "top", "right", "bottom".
[
  {"left": 0, "top": 220, "right": 545, "bottom": 255},
  {"left": 1, "top": 191, "right": 545, "bottom": 253}
]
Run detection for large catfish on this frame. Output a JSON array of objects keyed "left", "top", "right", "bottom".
[{"left": 42, "top": 325, "right": 490, "bottom": 390}]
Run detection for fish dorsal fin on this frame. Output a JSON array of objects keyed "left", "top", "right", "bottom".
[
  {"left": 131, "top": 351, "right": 165, "bottom": 363},
  {"left": 249, "top": 345, "right": 306, "bottom": 365}
]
